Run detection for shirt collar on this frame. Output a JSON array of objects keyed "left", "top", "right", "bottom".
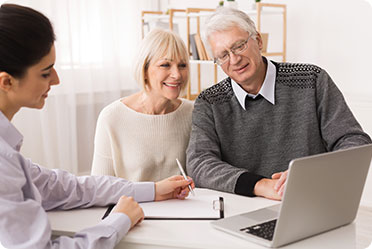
[
  {"left": 232, "top": 58, "right": 276, "bottom": 110},
  {"left": 0, "top": 111, "right": 23, "bottom": 151}
]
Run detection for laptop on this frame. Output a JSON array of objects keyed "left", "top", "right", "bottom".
[{"left": 211, "top": 144, "right": 372, "bottom": 248}]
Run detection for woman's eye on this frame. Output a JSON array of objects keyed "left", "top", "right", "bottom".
[
  {"left": 178, "top": 63, "right": 187, "bottom": 68},
  {"left": 160, "top": 63, "right": 170, "bottom": 67}
]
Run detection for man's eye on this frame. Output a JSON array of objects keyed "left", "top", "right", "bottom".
[
  {"left": 234, "top": 43, "right": 245, "bottom": 51},
  {"left": 219, "top": 53, "right": 229, "bottom": 60},
  {"left": 42, "top": 73, "right": 51, "bottom": 78}
]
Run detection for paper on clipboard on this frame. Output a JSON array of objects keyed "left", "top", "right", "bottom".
[{"left": 139, "top": 195, "right": 224, "bottom": 220}]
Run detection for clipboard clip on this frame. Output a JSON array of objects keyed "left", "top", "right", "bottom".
[{"left": 212, "top": 197, "right": 224, "bottom": 212}]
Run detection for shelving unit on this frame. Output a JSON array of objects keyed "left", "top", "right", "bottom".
[
  {"left": 185, "top": 8, "right": 216, "bottom": 100},
  {"left": 141, "top": 3, "right": 287, "bottom": 100},
  {"left": 256, "top": 3, "right": 287, "bottom": 61}
]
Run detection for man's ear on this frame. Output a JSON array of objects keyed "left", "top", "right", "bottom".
[
  {"left": 255, "top": 32, "right": 264, "bottom": 51},
  {"left": 0, "top": 72, "right": 14, "bottom": 92}
]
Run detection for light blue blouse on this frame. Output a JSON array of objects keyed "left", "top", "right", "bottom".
[{"left": 0, "top": 111, "right": 154, "bottom": 248}]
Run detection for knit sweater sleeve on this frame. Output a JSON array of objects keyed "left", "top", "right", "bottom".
[
  {"left": 316, "top": 69, "right": 371, "bottom": 150},
  {"left": 91, "top": 107, "right": 116, "bottom": 176},
  {"left": 186, "top": 96, "right": 264, "bottom": 197}
]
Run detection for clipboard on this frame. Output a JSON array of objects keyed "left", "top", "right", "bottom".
[{"left": 102, "top": 195, "right": 224, "bottom": 220}]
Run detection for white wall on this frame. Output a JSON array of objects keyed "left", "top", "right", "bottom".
[
  {"left": 280, "top": 0, "right": 372, "bottom": 207},
  {"left": 164, "top": 0, "right": 372, "bottom": 206}
]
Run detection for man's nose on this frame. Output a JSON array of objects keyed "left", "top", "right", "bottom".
[{"left": 229, "top": 51, "right": 241, "bottom": 65}]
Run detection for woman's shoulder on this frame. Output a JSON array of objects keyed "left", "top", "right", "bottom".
[
  {"left": 180, "top": 98, "right": 194, "bottom": 112},
  {"left": 99, "top": 99, "right": 126, "bottom": 117}
]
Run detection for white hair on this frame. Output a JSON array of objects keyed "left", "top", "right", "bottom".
[{"left": 205, "top": 7, "right": 258, "bottom": 41}]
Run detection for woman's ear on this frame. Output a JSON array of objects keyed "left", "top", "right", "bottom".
[{"left": 0, "top": 72, "right": 14, "bottom": 92}]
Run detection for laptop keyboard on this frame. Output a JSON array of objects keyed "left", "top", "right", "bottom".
[{"left": 240, "top": 219, "right": 277, "bottom": 241}]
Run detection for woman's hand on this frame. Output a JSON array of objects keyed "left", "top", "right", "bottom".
[
  {"left": 155, "top": 175, "right": 195, "bottom": 201},
  {"left": 112, "top": 196, "right": 144, "bottom": 229}
]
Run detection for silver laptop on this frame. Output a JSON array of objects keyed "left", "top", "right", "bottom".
[{"left": 211, "top": 144, "right": 372, "bottom": 248}]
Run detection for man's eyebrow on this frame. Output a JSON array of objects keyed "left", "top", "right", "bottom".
[
  {"left": 42, "top": 64, "right": 54, "bottom": 71},
  {"left": 217, "top": 40, "right": 245, "bottom": 56},
  {"left": 231, "top": 39, "right": 246, "bottom": 47}
]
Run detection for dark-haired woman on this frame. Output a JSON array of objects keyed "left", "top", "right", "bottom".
[{"left": 0, "top": 4, "right": 194, "bottom": 249}]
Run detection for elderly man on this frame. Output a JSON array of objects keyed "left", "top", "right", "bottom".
[{"left": 186, "top": 7, "right": 371, "bottom": 200}]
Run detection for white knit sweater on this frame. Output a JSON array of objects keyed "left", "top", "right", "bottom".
[{"left": 91, "top": 98, "right": 194, "bottom": 182}]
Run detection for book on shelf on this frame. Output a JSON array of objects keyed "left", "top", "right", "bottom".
[
  {"left": 199, "top": 34, "right": 211, "bottom": 60},
  {"left": 189, "top": 34, "right": 199, "bottom": 60},
  {"left": 194, "top": 33, "right": 209, "bottom": 60}
]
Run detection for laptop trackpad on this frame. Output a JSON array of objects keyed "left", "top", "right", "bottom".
[{"left": 242, "top": 204, "right": 280, "bottom": 222}]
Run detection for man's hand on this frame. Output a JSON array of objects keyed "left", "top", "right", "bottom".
[
  {"left": 112, "top": 196, "right": 144, "bottom": 229},
  {"left": 155, "top": 175, "right": 195, "bottom": 201},
  {"left": 272, "top": 170, "right": 288, "bottom": 197},
  {"left": 253, "top": 178, "right": 282, "bottom": 200}
]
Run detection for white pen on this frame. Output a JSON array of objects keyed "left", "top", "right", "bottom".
[{"left": 176, "top": 158, "right": 195, "bottom": 196}]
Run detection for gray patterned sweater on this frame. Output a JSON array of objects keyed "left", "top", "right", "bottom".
[{"left": 186, "top": 61, "right": 371, "bottom": 197}]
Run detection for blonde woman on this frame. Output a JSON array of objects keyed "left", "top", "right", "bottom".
[{"left": 91, "top": 29, "right": 193, "bottom": 181}]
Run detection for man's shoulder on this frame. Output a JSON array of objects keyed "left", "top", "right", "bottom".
[
  {"left": 196, "top": 77, "right": 234, "bottom": 105},
  {"left": 275, "top": 61, "right": 322, "bottom": 73},
  {"left": 275, "top": 62, "right": 323, "bottom": 89}
]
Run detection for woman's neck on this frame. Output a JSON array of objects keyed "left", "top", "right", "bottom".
[
  {"left": 139, "top": 91, "right": 180, "bottom": 115},
  {"left": 0, "top": 99, "right": 18, "bottom": 121}
]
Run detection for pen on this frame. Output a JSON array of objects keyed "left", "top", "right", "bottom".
[{"left": 176, "top": 158, "right": 195, "bottom": 196}]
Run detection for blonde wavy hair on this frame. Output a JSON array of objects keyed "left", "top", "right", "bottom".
[{"left": 133, "top": 28, "right": 189, "bottom": 92}]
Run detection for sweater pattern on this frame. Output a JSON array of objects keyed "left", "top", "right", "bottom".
[
  {"left": 277, "top": 63, "right": 321, "bottom": 89},
  {"left": 198, "top": 62, "right": 322, "bottom": 105},
  {"left": 197, "top": 78, "right": 234, "bottom": 105}
]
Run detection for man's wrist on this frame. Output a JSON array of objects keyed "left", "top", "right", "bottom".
[
  {"left": 252, "top": 178, "right": 266, "bottom": 197},
  {"left": 235, "top": 172, "right": 265, "bottom": 197}
]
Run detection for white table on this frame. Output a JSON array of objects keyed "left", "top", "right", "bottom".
[{"left": 48, "top": 188, "right": 372, "bottom": 249}]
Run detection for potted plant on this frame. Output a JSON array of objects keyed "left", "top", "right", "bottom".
[
  {"left": 252, "top": 0, "right": 261, "bottom": 10},
  {"left": 225, "top": 0, "right": 238, "bottom": 9}
]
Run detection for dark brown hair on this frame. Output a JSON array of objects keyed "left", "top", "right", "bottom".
[{"left": 0, "top": 4, "right": 55, "bottom": 78}]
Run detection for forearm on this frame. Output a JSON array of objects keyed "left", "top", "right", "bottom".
[
  {"left": 187, "top": 148, "right": 266, "bottom": 196},
  {"left": 0, "top": 197, "right": 131, "bottom": 249},
  {"left": 52, "top": 213, "right": 131, "bottom": 249},
  {"left": 235, "top": 172, "right": 265, "bottom": 197},
  {"left": 30, "top": 163, "right": 154, "bottom": 210},
  {"left": 187, "top": 147, "right": 246, "bottom": 192}
]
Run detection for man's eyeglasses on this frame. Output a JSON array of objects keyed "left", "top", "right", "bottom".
[{"left": 213, "top": 35, "right": 253, "bottom": 66}]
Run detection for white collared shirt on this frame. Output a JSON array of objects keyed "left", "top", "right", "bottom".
[{"left": 231, "top": 58, "right": 276, "bottom": 110}]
